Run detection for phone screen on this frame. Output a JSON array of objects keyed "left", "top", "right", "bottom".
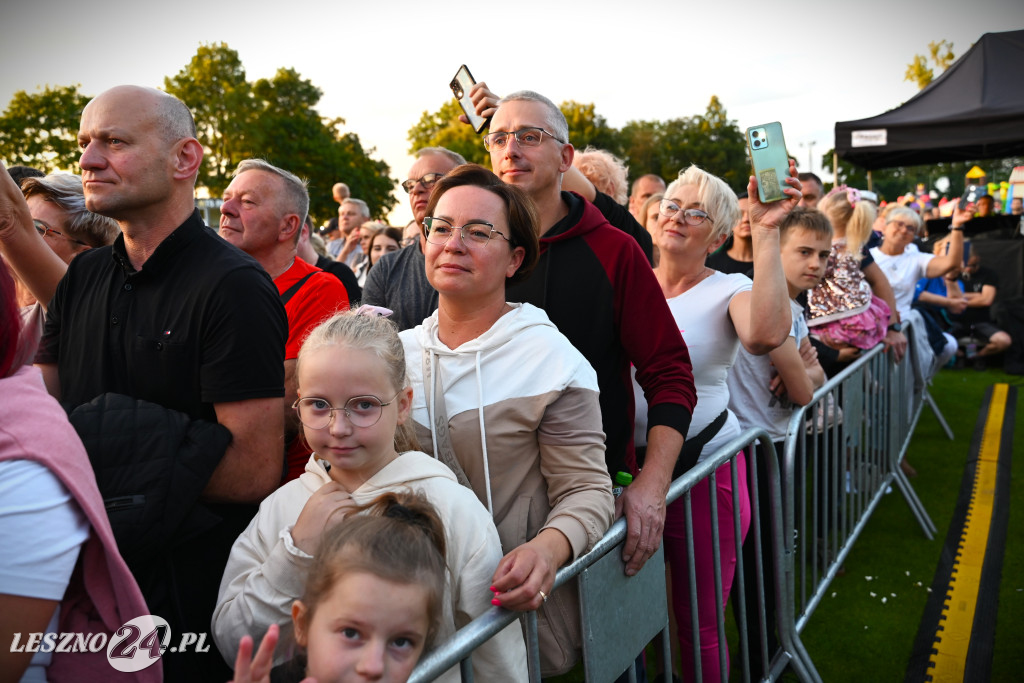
[{"left": 451, "top": 65, "right": 488, "bottom": 134}]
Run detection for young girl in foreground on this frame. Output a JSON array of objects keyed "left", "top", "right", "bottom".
[
  {"left": 231, "top": 491, "right": 446, "bottom": 683},
  {"left": 214, "top": 310, "right": 527, "bottom": 682}
]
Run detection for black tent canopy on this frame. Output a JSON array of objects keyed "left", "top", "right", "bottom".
[{"left": 834, "top": 29, "right": 1024, "bottom": 171}]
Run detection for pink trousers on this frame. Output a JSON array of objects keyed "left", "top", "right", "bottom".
[{"left": 663, "top": 454, "right": 751, "bottom": 682}]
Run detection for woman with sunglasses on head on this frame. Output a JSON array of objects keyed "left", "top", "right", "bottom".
[
  {"left": 400, "top": 164, "right": 614, "bottom": 676},
  {"left": 635, "top": 162, "right": 799, "bottom": 681}
]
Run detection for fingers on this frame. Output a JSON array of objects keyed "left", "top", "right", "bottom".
[
  {"left": 490, "top": 549, "right": 550, "bottom": 611},
  {"left": 623, "top": 505, "right": 661, "bottom": 577},
  {"left": 251, "top": 624, "right": 279, "bottom": 680},
  {"left": 233, "top": 635, "right": 254, "bottom": 682}
]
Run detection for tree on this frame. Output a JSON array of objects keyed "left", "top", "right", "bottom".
[
  {"left": 247, "top": 68, "right": 395, "bottom": 221},
  {"left": 165, "top": 43, "right": 394, "bottom": 222},
  {"left": 621, "top": 96, "right": 748, "bottom": 191},
  {"left": 904, "top": 39, "right": 956, "bottom": 90},
  {"left": 407, "top": 100, "right": 489, "bottom": 166},
  {"left": 559, "top": 100, "right": 618, "bottom": 152},
  {"left": 164, "top": 43, "right": 255, "bottom": 194},
  {"left": 0, "top": 84, "right": 91, "bottom": 172}
]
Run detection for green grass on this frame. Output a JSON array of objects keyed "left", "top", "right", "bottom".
[{"left": 798, "top": 365, "right": 1024, "bottom": 682}]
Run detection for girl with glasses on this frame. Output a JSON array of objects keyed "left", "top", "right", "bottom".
[{"left": 213, "top": 309, "right": 528, "bottom": 682}]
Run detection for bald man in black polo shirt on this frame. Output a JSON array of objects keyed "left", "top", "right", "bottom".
[{"left": 33, "top": 85, "right": 287, "bottom": 681}]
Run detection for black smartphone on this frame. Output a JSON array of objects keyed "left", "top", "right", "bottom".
[
  {"left": 959, "top": 184, "right": 983, "bottom": 210},
  {"left": 450, "top": 65, "right": 489, "bottom": 134}
]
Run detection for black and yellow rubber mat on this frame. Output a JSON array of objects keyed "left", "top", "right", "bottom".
[{"left": 905, "top": 384, "right": 1016, "bottom": 683}]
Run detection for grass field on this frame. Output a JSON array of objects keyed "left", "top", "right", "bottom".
[{"left": 797, "top": 364, "right": 1024, "bottom": 682}]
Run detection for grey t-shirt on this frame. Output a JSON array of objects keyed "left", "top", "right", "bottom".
[{"left": 361, "top": 242, "right": 439, "bottom": 331}]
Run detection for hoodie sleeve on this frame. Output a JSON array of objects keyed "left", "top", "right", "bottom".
[
  {"left": 611, "top": 234, "right": 696, "bottom": 439},
  {"left": 211, "top": 485, "right": 313, "bottom": 666},
  {"left": 449, "top": 505, "right": 530, "bottom": 681},
  {"left": 536, "top": 365, "right": 615, "bottom": 558}
]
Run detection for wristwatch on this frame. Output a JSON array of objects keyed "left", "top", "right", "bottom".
[{"left": 888, "top": 321, "right": 904, "bottom": 332}]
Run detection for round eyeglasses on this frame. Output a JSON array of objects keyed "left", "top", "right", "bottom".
[
  {"left": 35, "top": 220, "right": 90, "bottom": 247},
  {"left": 401, "top": 173, "right": 444, "bottom": 194},
  {"left": 482, "top": 127, "right": 564, "bottom": 151},
  {"left": 658, "top": 200, "right": 714, "bottom": 227},
  {"left": 423, "top": 216, "right": 510, "bottom": 247},
  {"left": 292, "top": 392, "right": 402, "bottom": 430}
]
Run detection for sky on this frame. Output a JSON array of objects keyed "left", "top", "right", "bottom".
[{"left": 3, "top": 0, "right": 1022, "bottom": 226}]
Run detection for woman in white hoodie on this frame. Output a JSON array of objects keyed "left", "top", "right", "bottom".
[
  {"left": 400, "top": 165, "right": 615, "bottom": 676},
  {"left": 212, "top": 310, "right": 527, "bottom": 682}
]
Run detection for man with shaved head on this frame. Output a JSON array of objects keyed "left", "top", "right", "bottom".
[{"left": 34, "top": 85, "right": 287, "bottom": 680}]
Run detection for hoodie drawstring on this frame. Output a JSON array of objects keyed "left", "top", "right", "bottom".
[{"left": 475, "top": 350, "right": 493, "bottom": 515}]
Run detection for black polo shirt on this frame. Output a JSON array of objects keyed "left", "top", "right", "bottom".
[{"left": 38, "top": 209, "right": 287, "bottom": 418}]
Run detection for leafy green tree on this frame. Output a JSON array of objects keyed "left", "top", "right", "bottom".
[
  {"left": 904, "top": 39, "right": 956, "bottom": 90},
  {"left": 164, "top": 43, "right": 255, "bottom": 194},
  {"left": 164, "top": 43, "right": 394, "bottom": 223},
  {"left": 0, "top": 84, "right": 91, "bottom": 172},
  {"left": 407, "top": 100, "right": 489, "bottom": 166},
  {"left": 617, "top": 119, "right": 665, "bottom": 181},
  {"left": 559, "top": 100, "right": 618, "bottom": 152},
  {"left": 247, "top": 68, "right": 395, "bottom": 221}
]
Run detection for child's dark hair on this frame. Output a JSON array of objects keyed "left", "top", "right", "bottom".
[
  {"left": 779, "top": 207, "right": 834, "bottom": 244},
  {"left": 299, "top": 490, "right": 448, "bottom": 647}
]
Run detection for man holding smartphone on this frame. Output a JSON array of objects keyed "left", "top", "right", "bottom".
[{"left": 478, "top": 89, "right": 696, "bottom": 579}]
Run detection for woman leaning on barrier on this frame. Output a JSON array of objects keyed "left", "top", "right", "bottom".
[
  {"left": 632, "top": 162, "right": 800, "bottom": 681},
  {"left": 400, "top": 164, "right": 614, "bottom": 677}
]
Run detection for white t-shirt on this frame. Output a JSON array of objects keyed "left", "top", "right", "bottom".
[
  {"left": 633, "top": 271, "right": 751, "bottom": 463},
  {"left": 727, "top": 299, "right": 808, "bottom": 442},
  {"left": 869, "top": 247, "right": 934, "bottom": 317},
  {"left": 0, "top": 459, "right": 89, "bottom": 682}
]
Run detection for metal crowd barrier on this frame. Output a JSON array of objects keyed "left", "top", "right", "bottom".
[
  {"left": 409, "top": 318, "right": 941, "bottom": 682},
  {"left": 779, "top": 314, "right": 950, "bottom": 681},
  {"left": 410, "top": 432, "right": 808, "bottom": 683}
]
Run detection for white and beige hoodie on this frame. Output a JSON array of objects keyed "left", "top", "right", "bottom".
[
  {"left": 212, "top": 451, "right": 528, "bottom": 682},
  {"left": 401, "top": 302, "right": 614, "bottom": 562}
]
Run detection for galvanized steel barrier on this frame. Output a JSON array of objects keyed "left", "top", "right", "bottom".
[{"left": 409, "top": 318, "right": 942, "bottom": 682}]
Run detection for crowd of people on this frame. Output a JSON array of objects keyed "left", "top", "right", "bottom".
[{"left": 0, "top": 80, "right": 1015, "bottom": 683}]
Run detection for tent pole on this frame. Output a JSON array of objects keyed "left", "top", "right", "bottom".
[
  {"left": 832, "top": 152, "right": 838, "bottom": 188},
  {"left": 867, "top": 170, "right": 873, "bottom": 192}
]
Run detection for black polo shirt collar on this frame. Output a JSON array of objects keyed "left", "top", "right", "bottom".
[{"left": 111, "top": 209, "right": 207, "bottom": 277}]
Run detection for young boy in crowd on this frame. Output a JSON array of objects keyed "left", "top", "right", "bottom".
[
  {"left": 726, "top": 207, "right": 832, "bottom": 676},
  {"left": 728, "top": 207, "right": 831, "bottom": 430}
]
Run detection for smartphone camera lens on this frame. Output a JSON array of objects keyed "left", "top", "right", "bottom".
[{"left": 752, "top": 131, "right": 760, "bottom": 138}]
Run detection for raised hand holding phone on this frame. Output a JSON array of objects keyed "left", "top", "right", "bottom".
[{"left": 450, "top": 65, "right": 491, "bottom": 133}]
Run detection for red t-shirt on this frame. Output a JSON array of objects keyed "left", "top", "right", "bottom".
[{"left": 276, "top": 259, "right": 349, "bottom": 481}]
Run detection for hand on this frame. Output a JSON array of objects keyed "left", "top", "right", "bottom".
[
  {"left": 457, "top": 82, "right": 500, "bottom": 126},
  {"left": 0, "top": 159, "right": 35, "bottom": 245},
  {"left": 746, "top": 159, "right": 802, "bottom": 232},
  {"left": 767, "top": 371, "right": 789, "bottom": 399},
  {"left": 799, "top": 340, "right": 819, "bottom": 368},
  {"left": 883, "top": 329, "right": 907, "bottom": 363},
  {"left": 946, "top": 297, "right": 968, "bottom": 315},
  {"left": 614, "top": 471, "right": 667, "bottom": 576},
  {"left": 950, "top": 202, "right": 973, "bottom": 227},
  {"left": 489, "top": 530, "right": 568, "bottom": 612},
  {"left": 232, "top": 624, "right": 274, "bottom": 683},
  {"left": 836, "top": 346, "right": 862, "bottom": 363},
  {"left": 290, "top": 482, "right": 357, "bottom": 555}
]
